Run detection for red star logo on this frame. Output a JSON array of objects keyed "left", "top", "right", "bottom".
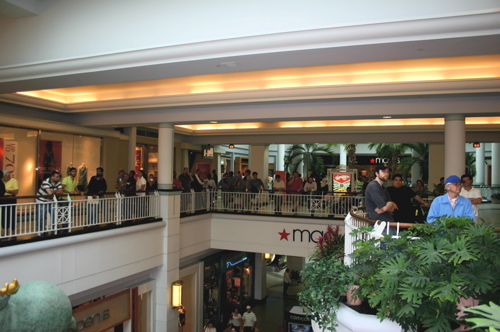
[
  {"left": 278, "top": 228, "right": 290, "bottom": 241},
  {"left": 370, "top": 158, "right": 376, "bottom": 163}
]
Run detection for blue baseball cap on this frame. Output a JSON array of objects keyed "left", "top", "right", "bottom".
[{"left": 445, "top": 175, "right": 464, "bottom": 185}]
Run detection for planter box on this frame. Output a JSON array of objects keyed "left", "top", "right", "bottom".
[{"left": 311, "top": 303, "right": 404, "bottom": 332}]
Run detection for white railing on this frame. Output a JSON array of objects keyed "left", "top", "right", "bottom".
[
  {"left": 180, "top": 190, "right": 364, "bottom": 217},
  {"left": 0, "top": 193, "right": 160, "bottom": 241}
]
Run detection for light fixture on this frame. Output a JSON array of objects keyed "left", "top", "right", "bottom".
[
  {"left": 473, "top": 142, "right": 481, "bottom": 148},
  {"left": 210, "top": 121, "right": 218, "bottom": 124},
  {"left": 264, "top": 253, "right": 271, "bottom": 260},
  {"left": 382, "top": 116, "right": 392, "bottom": 119},
  {"left": 171, "top": 280, "right": 183, "bottom": 308},
  {"left": 229, "top": 144, "right": 235, "bottom": 149}
]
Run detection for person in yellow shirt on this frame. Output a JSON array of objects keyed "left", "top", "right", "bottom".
[
  {"left": 2, "top": 170, "right": 19, "bottom": 240},
  {"left": 60, "top": 167, "right": 78, "bottom": 233},
  {"left": 61, "top": 167, "right": 78, "bottom": 199}
]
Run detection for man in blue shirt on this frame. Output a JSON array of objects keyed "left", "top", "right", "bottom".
[{"left": 427, "top": 175, "right": 475, "bottom": 223}]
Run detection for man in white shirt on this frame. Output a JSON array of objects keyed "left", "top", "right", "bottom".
[
  {"left": 242, "top": 305, "right": 257, "bottom": 332},
  {"left": 459, "top": 174, "right": 482, "bottom": 222}
]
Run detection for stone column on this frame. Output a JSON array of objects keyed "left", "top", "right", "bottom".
[
  {"left": 475, "top": 144, "right": 485, "bottom": 185},
  {"left": 254, "top": 253, "right": 267, "bottom": 300},
  {"left": 444, "top": 115, "right": 466, "bottom": 177},
  {"left": 277, "top": 144, "right": 285, "bottom": 171},
  {"left": 125, "top": 127, "right": 137, "bottom": 172},
  {"left": 249, "top": 144, "right": 270, "bottom": 186},
  {"left": 229, "top": 152, "right": 235, "bottom": 173},
  {"left": 158, "top": 123, "right": 174, "bottom": 190},
  {"left": 492, "top": 143, "right": 500, "bottom": 187}
]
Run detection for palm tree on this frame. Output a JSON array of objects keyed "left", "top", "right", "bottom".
[
  {"left": 285, "top": 144, "right": 336, "bottom": 176},
  {"left": 398, "top": 143, "right": 429, "bottom": 183},
  {"left": 342, "top": 143, "right": 357, "bottom": 168},
  {"left": 465, "top": 152, "right": 476, "bottom": 177},
  {"left": 368, "top": 143, "right": 430, "bottom": 182},
  {"left": 367, "top": 143, "right": 410, "bottom": 174}
]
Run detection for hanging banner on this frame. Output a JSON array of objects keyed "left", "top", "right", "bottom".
[
  {"left": 39, "top": 140, "right": 62, "bottom": 184},
  {"left": 333, "top": 172, "right": 351, "bottom": 193},
  {"left": 3, "top": 140, "right": 18, "bottom": 178}
]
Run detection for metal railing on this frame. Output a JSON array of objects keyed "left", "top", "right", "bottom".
[
  {"left": 180, "top": 190, "right": 364, "bottom": 217},
  {"left": 0, "top": 192, "right": 160, "bottom": 241}
]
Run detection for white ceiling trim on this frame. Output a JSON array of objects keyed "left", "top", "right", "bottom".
[
  {"left": 1, "top": 12, "right": 499, "bottom": 92},
  {"left": 2, "top": 77, "right": 500, "bottom": 114}
]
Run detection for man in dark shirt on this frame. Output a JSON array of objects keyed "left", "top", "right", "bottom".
[
  {"left": 87, "top": 167, "right": 107, "bottom": 198},
  {"left": 387, "top": 174, "right": 430, "bottom": 223},
  {"left": 86, "top": 167, "right": 107, "bottom": 226},
  {"left": 365, "top": 165, "right": 397, "bottom": 222},
  {"left": 178, "top": 167, "right": 192, "bottom": 213}
]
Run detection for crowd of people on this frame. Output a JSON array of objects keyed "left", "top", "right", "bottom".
[{"left": 365, "top": 165, "right": 481, "bottom": 228}]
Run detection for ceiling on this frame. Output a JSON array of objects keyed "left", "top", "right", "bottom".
[{"left": 1, "top": 10, "right": 500, "bottom": 142}]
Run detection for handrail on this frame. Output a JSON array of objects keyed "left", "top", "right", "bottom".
[
  {"left": 349, "top": 206, "right": 422, "bottom": 230},
  {"left": 0, "top": 191, "right": 157, "bottom": 201}
]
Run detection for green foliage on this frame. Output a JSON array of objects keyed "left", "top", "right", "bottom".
[
  {"left": 349, "top": 216, "right": 500, "bottom": 332},
  {"left": 298, "top": 225, "right": 346, "bottom": 331},
  {"left": 284, "top": 144, "right": 336, "bottom": 176},
  {"left": 299, "top": 255, "right": 350, "bottom": 331},
  {"left": 465, "top": 302, "right": 500, "bottom": 331}
]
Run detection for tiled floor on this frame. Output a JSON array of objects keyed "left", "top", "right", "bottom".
[{"left": 250, "top": 267, "right": 304, "bottom": 332}]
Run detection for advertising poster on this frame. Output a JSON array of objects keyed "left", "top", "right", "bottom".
[
  {"left": 3, "top": 141, "right": 18, "bottom": 178},
  {"left": 135, "top": 148, "right": 142, "bottom": 173},
  {"left": 333, "top": 172, "right": 351, "bottom": 193},
  {"left": 39, "top": 140, "right": 62, "bottom": 184}
]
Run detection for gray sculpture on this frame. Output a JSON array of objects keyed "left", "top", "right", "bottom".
[{"left": 0, "top": 279, "right": 76, "bottom": 332}]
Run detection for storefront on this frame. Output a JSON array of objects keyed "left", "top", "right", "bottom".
[
  {"left": 0, "top": 125, "right": 103, "bottom": 197},
  {"left": 71, "top": 280, "right": 155, "bottom": 332},
  {"left": 203, "top": 251, "right": 254, "bottom": 330}
]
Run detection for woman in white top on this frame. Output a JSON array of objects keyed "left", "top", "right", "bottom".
[
  {"left": 228, "top": 307, "right": 242, "bottom": 330},
  {"left": 136, "top": 169, "right": 147, "bottom": 196},
  {"left": 205, "top": 322, "right": 217, "bottom": 332}
]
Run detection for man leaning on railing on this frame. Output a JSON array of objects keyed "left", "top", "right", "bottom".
[{"left": 36, "top": 171, "right": 63, "bottom": 236}]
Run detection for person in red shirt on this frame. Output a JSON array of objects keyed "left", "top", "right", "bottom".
[{"left": 288, "top": 171, "right": 303, "bottom": 215}]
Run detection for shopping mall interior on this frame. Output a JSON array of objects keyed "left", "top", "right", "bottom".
[{"left": 1, "top": 1, "right": 500, "bottom": 331}]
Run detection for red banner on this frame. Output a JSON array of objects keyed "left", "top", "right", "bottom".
[{"left": 39, "top": 140, "right": 62, "bottom": 183}]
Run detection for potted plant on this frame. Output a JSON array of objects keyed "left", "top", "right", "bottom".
[
  {"left": 350, "top": 216, "right": 500, "bottom": 332},
  {"left": 298, "top": 225, "right": 347, "bottom": 331}
]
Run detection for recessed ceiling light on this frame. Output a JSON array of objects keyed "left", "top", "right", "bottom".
[
  {"left": 383, "top": 116, "right": 392, "bottom": 119},
  {"left": 210, "top": 121, "right": 218, "bottom": 124}
]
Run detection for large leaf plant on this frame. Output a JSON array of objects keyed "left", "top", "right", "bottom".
[{"left": 350, "top": 217, "right": 500, "bottom": 332}]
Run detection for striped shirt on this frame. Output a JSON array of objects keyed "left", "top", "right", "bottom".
[{"left": 37, "top": 178, "right": 62, "bottom": 202}]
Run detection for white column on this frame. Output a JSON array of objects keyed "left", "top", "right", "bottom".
[
  {"left": 492, "top": 143, "right": 500, "bottom": 187},
  {"left": 158, "top": 123, "right": 174, "bottom": 190},
  {"left": 277, "top": 144, "right": 285, "bottom": 171},
  {"left": 475, "top": 144, "right": 485, "bottom": 185},
  {"left": 254, "top": 253, "right": 267, "bottom": 300},
  {"left": 444, "top": 115, "right": 466, "bottom": 177},
  {"left": 411, "top": 149, "right": 422, "bottom": 184},
  {"left": 249, "top": 144, "right": 270, "bottom": 186},
  {"left": 340, "top": 145, "right": 347, "bottom": 167},
  {"left": 126, "top": 127, "right": 137, "bottom": 172},
  {"left": 230, "top": 152, "right": 235, "bottom": 173}
]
